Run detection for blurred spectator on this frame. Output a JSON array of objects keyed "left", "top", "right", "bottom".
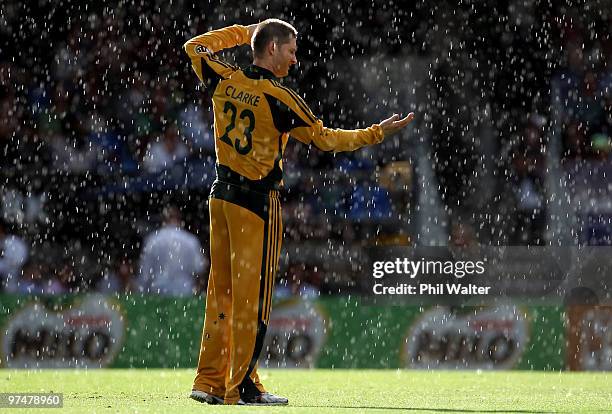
[
  {"left": 43, "top": 270, "right": 66, "bottom": 295},
  {"left": 138, "top": 206, "right": 206, "bottom": 296},
  {"left": 87, "top": 113, "right": 138, "bottom": 176},
  {"left": 563, "top": 120, "right": 588, "bottom": 159},
  {"left": 347, "top": 180, "right": 392, "bottom": 221},
  {"left": 142, "top": 125, "right": 189, "bottom": 173},
  {"left": 13, "top": 260, "right": 46, "bottom": 295},
  {"left": 0, "top": 220, "right": 29, "bottom": 292},
  {"left": 450, "top": 221, "right": 477, "bottom": 248},
  {"left": 9, "top": 259, "right": 65, "bottom": 295},
  {"left": 55, "top": 261, "right": 80, "bottom": 294},
  {"left": 179, "top": 103, "right": 215, "bottom": 155},
  {"left": 47, "top": 127, "right": 97, "bottom": 174},
  {"left": 276, "top": 263, "right": 321, "bottom": 300},
  {"left": 509, "top": 116, "right": 547, "bottom": 245},
  {"left": 557, "top": 26, "right": 612, "bottom": 163},
  {"left": 96, "top": 256, "right": 136, "bottom": 294},
  {"left": 339, "top": 158, "right": 393, "bottom": 221}
]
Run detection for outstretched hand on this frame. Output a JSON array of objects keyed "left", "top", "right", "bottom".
[{"left": 380, "top": 113, "right": 415, "bottom": 137}]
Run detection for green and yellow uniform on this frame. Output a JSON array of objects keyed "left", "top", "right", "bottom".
[{"left": 184, "top": 24, "right": 384, "bottom": 404}]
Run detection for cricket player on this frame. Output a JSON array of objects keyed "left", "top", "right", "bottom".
[{"left": 184, "top": 18, "right": 414, "bottom": 406}]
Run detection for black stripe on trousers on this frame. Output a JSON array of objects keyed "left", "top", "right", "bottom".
[
  {"left": 265, "top": 196, "right": 280, "bottom": 323},
  {"left": 238, "top": 191, "right": 277, "bottom": 401}
]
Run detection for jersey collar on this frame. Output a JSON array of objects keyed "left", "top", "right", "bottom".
[{"left": 244, "top": 65, "right": 277, "bottom": 80}]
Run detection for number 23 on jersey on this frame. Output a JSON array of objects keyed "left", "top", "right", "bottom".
[{"left": 219, "top": 101, "right": 255, "bottom": 155}]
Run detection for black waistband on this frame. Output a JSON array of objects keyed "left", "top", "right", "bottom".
[
  {"left": 215, "top": 164, "right": 280, "bottom": 194},
  {"left": 210, "top": 181, "right": 269, "bottom": 219}
]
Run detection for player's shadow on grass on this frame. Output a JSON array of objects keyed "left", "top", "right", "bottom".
[{"left": 300, "top": 405, "right": 579, "bottom": 413}]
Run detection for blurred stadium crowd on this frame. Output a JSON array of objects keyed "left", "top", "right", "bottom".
[{"left": 0, "top": 1, "right": 610, "bottom": 296}]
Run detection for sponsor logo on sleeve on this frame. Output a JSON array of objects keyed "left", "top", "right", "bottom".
[{"left": 195, "top": 45, "right": 211, "bottom": 55}]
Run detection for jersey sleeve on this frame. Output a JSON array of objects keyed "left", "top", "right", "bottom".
[
  {"left": 271, "top": 83, "right": 384, "bottom": 152},
  {"left": 293, "top": 119, "right": 384, "bottom": 153},
  {"left": 183, "top": 25, "right": 250, "bottom": 89}
]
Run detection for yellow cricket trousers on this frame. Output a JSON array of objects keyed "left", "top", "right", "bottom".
[{"left": 193, "top": 179, "right": 282, "bottom": 404}]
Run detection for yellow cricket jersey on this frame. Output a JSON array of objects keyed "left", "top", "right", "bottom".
[{"left": 184, "top": 25, "right": 384, "bottom": 191}]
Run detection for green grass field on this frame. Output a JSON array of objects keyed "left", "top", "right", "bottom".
[{"left": 2, "top": 369, "right": 611, "bottom": 413}]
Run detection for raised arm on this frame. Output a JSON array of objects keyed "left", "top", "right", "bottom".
[{"left": 183, "top": 25, "right": 253, "bottom": 88}]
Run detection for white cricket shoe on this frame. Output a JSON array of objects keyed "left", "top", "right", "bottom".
[{"left": 237, "top": 392, "right": 289, "bottom": 406}]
